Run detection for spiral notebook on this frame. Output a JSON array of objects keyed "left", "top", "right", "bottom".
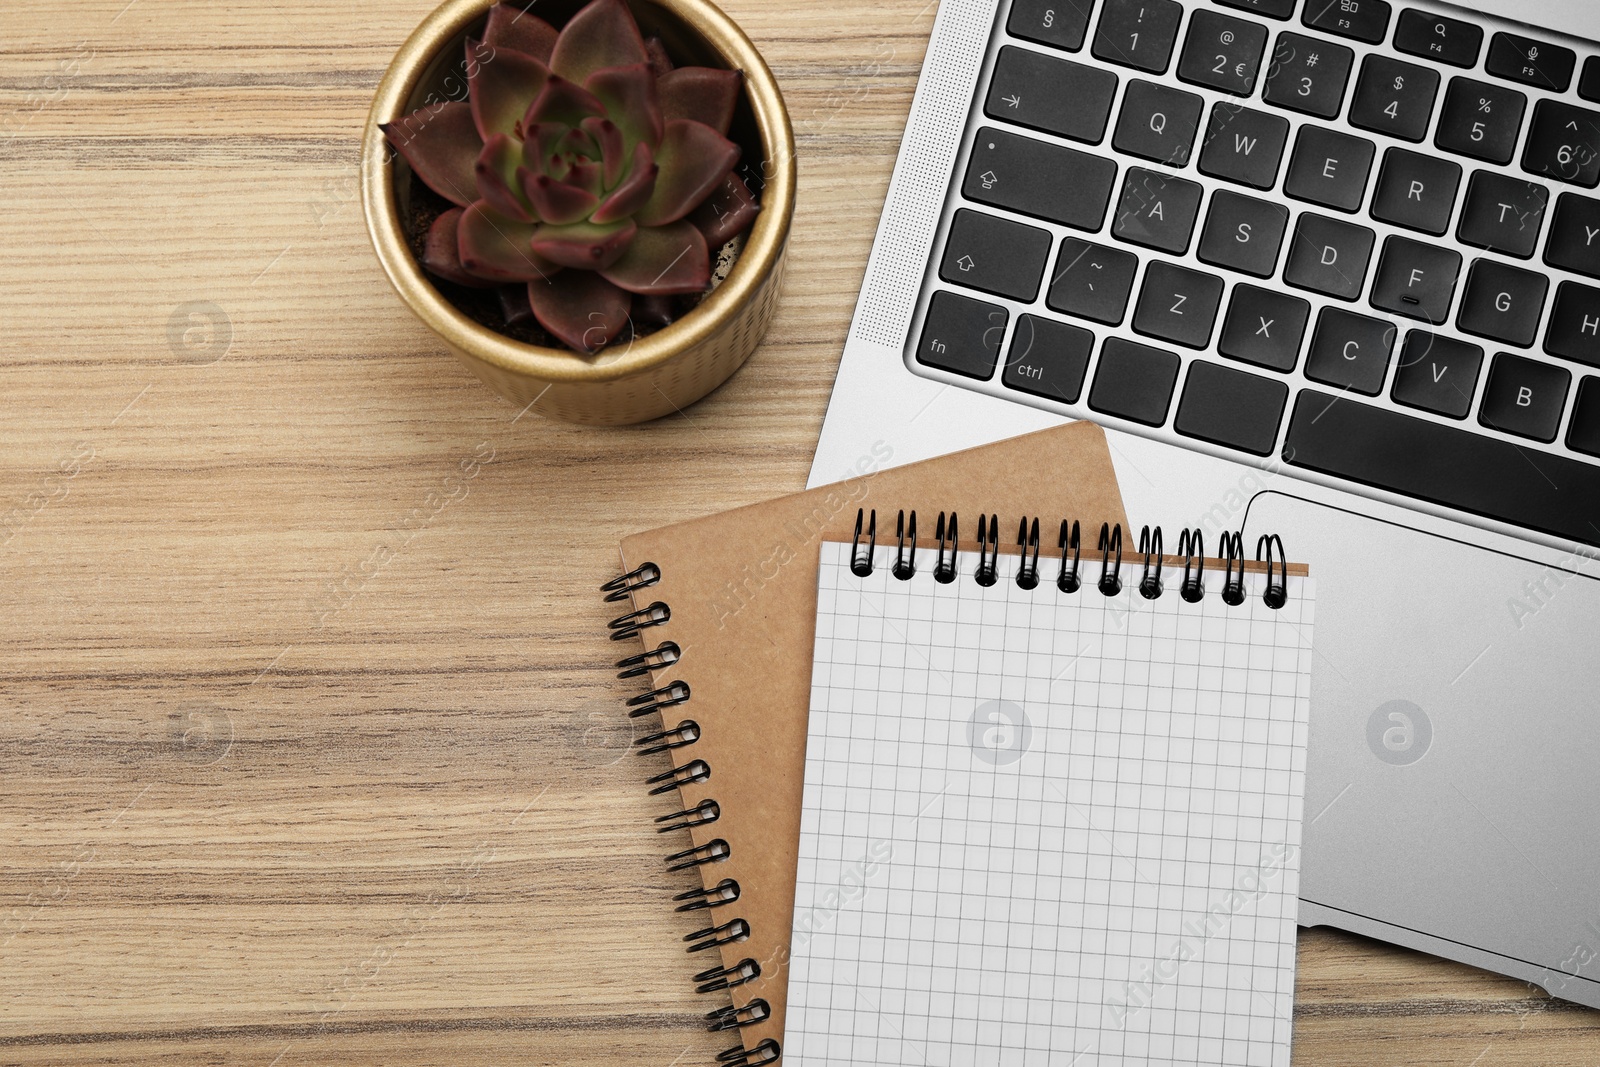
[{"left": 786, "top": 536, "right": 1316, "bottom": 1067}]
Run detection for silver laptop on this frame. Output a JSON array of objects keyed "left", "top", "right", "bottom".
[{"left": 809, "top": 0, "right": 1600, "bottom": 1007}]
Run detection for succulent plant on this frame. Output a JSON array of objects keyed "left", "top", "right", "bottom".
[{"left": 382, "top": 0, "right": 761, "bottom": 353}]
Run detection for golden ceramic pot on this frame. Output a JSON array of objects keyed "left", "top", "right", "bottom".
[{"left": 362, "top": 0, "right": 795, "bottom": 425}]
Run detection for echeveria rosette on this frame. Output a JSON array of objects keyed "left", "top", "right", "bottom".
[{"left": 380, "top": 0, "right": 761, "bottom": 354}]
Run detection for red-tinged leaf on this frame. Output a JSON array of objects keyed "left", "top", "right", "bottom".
[
  {"left": 422, "top": 208, "right": 498, "bottom": 287},
  {"left": 526, "top": 271, "right": 633, "bottom": 353},
  {"left": 585, "top": 63, "right": 661, "bottom": 154},
  {"left": 632, "top": 292, "right": 675, "bottom": 325},
  {"left": 658, "top": 67, "right": 742, "bottom": 135},
  {"left": 484, "top": 3, "right": 558, "bottom": 64},
  {"left": 690, "top": 170, "right": 760, "bottom": 247},
  {"left": 548, "top": 0, "right": 648, "bottom": 83},
  {"left": 645, "top": 37, "right": 674, "bottom": 78},
  {"left": 529, "top": 218, "right": 637, "bottom": 269},
  {"left": 522, "top": 172, "right": 600, "bottom": 225},
  {"left": 499, "top": 282, "right": 537, "bottom": 324},
  {"left": 591, "top": 142, "right": 657, "bottom": 223},
  {"left": 522, "top": 73, "right": 606, "bottom": 129},
  {"left": 475, "top": 134, "right": 536, "bottom": 222},
  {"left": 564, "top": 158, "right": 603, "bottom": 196},
  {"left": 457, "top": 200, "right": 559, "bottom": 281},
  {"left": 634, "top": 119, "right": 739, "bottom": 227},
  {"left": 467, "top": 38, "right": 551, "bottom": 140},
  {"left": 580, "top": 117, "right": 626, "bottom": 188},
  {"left": 381, "top": 101, "right": 483, "bottom": 207},
  {"left": 600, "top": 220, "right": 709, "bottom": 295}
]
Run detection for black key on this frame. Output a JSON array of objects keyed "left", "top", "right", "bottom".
[
  {"left": 1286, "top": 391, "right": 1600, "bottom": 545},
  {"left": 1263, "top": 32, "right": 1354, "bottom": 120},
  {"left": 1111, "top": 168, "right": 1204, "bottom": 254},
  {"left": 1003, "top": 314, "right": 1095, "bottom": 402},
  {"left": 1521, "top": 101, "right": 1600, "bottom": 190},
  {"left": 1047, "top": 238, "right": 1140, "bottom": 325},
  {"left": 940, "top": 208, "right": 1052, "bottom": 301},
  {"left": 1113, "top": 80, "right": 1204, "bottom": 166},
  {"left": 1285, "top": 126, "right": 1376, "bottom": 212},
  {"left": 1285, "top": 213, "right": 1376, "bottom": 300},
  {"left": 1391, "top": 332, "right": 1483, "bottom": 418},
  {"left": 1547, "top": 281, "right": 1600, "bottom": 367},
  {"left": 1305, "top": 307, "right": 1397, "bottom": 394},
  {"left": 1302, "top": 0, "right": 1390, "bottom": 43},
  {"left": 1568, "top": 376, "right": 1600, "bottom": 456},
  {"left": 1219, "top": 285, "right": 1311, "bottom": 372},
  {"left": 1092, "top": 0, "right": 1184, "bottom": 74},
  {"left": 1007, "top": 0, "right": 1096, "bottom": 52},
  {"left": 1174, "top": 360, "right": 1290, "bottom": 455},
  {"left": 1215, "top": 0, "right": 1295, "bottom": 19},
  {"left": 1369, "top": 236, "right": 1461, "bottom": 324},
  {"left": 1176, "top": 10, "right": 1268, "bottom": 97},
  {"left": 917, "top": 290, "right": 1008, "bottom": 379},
  {"left": 964, "top": 127, "right": 1120, "bottom": 230},
  {"left": 1370, "top": 149, "right": 1461, "bottom": 236},
  {"left": 1458, "top": 259, "right": 1549, "bottom": 347},
  {"left": 1480, "top": 353, "right": 1570, "bottom": 441},
  {"left": 1349, "top": 56, "right": 1439, "bottom": 143},
  {"left": 1197, "top": 190, "right": 1289, "bottom": 277},
  {"left": 1546, "top": 193, "right": 1600, "bottom": 280},
  {"left": 1583, "top": 57, "right": 1600, "bottom": 105},
  {"left": 1393, "top": 8, "right": 1483, "bottom": 69},
  {"left": 1435, "top": 78, "right": 1526, "bottom": 166},
  {"left": 1198, "top": 103, "right": 1290, "bottom": 189},
  {"left": 1486, "top": 32, "right": 1575, "bottom": 94},
  {"left": 1457, "top": 171, "right": 1549, "bottom": 259},
  {"left": 1088, "top": 338, "right": 1181, "bottom": 425},
  {"left": 985, "top": 46, "right": 1120, "bottom": 143},
  {"left": 1132, "top": 261, "right": 1225, "bottom": 348}
]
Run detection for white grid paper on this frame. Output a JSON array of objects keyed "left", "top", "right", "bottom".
[{"left": 786, "top": 540, "right": 1317, "bottom": 1067}]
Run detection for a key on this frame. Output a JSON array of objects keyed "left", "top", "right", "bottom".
[
  {"left": 1285, "top": 126, "right": 1376, "bottom": 212},
  {"left": 1302, "top": 0, "right": 1391, "bottom": 44},
  {"left": 1174, "top": 360, "right": 1290, "bottom": 455},
  {"left": 1435, "top": 78, "right": 1526, "bottom": 166},
  {"left": 1568, "top": 376, "right": 1600, "bottom": 456},
  {"left": 1218, "top": 284, "right": 1312, "bottom": 372},
  {"left": 939, "top": 208, "right": 1053, "bottom": 301},
  {"left": 1111, "top": 167, "right": 1203, "bottom": 254},
  {"left": 985, "top": 46, "right": 1121, "bottom": 143},
  {"left": 1305, "top": 307, "right": 1397, "bottom": 394},
  {"left": 1521, "top": 100, "right": 1600, "bottom": 190},
  {"left": 1091, "top": 0, "right": 1184, "bottom": 74},
  {"left": 1047, "top": 238, "right": 1140, "bottom": 325},
  {"left": 1285, "top": 213, "right": 1376, "bottom": 300},
  {"left": 1457, "top": 259, "right": 1548, "bottom": 347},
  {"left": 1370, "top": 148, "right": 1462, "bottom": 235},
  {"left": 1198, "top": 103, "right": 1290, "bottom": 189},
  {"left": 1007, "top": 0, "right": 1096, "bottom": 52},
  {"left": 1215, "top": 0, "right": 1295, "bottom": 19},
  {"left": 1486, "top": 32, "right": 1575, "bottom": 94},
  {"left": 1176, "top": 10, "right": 1268, "bottom": 96},
  {"left": 1391, "top": 332, "right": 1484, "bottom": 419},
  {"left": 1393, "top": 9, "right": 1483, "bottom": 68},
  {"left": 1197, "top": 191, "right": 1290, "bottom": 277},
  {"left": 1349, "top": 56, "right": 1439, "bottom": 143},
  {"left": 1112, "top": 80, "right": 1204, "bottom": 166},
  {"left": 1002, "top": 314, "right": 1095, "bottom": 402},
  {"left": 1480, "top": 353, "right": 1570, "bottom": 442},
  {"left": 1457, "top": 171, "right": 1549, "bottom": 259},
  {"left": 917, "top": 290, "right": 1008, "bottom": 379},
  {"left": 1546, "top": 281, "right": 1600, "bottom": 367},
  {"left": 1369, "top": 236, "right": 1461, "bottom": 324},
  {"left": 1263, "top": 33, "right": 1355, "bottom": 120},
  {"left": 1087, "top": 337, "right": 1182, "bottom": 425},
  {"left": 1583, "top": 57, "right": 1600, "bottom": 105},
  {"left": 963, "top": 127, "right": 1120, "bottom": 230},
  {"left": 1132, "top": 261, "right": 1226, "bottom": 348},
  {"left": 1546, "top": 193, "right": 1600, "bottom": 279}
]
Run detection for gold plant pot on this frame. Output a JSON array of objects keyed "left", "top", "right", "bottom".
[{"left": 361, "top": 0, "right": 795, "bottom": 425}]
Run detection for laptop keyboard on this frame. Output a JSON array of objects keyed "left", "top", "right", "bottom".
[{"left": 911, "top": 0, "right": 1600, "bottom": 547}]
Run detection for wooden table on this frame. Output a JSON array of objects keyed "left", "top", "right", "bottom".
[{"left": 1, "top": 1, "right": 1596, "bottom": 1063}]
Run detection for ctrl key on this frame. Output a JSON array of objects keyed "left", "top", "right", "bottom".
[
  {"left": 916, "top": 290, "right": 1008, "bottom": 380},
  {"left": 1003, "top": 315, "right": 1094, "bottom": 404}
]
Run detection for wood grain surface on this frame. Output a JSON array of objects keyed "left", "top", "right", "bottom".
[{"left": 0, "top": 1, "right": 1595, "bottom": 1064}]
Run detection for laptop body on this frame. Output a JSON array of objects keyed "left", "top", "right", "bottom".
[{"left": 808, "top": 0, "right": 1600, "bottom": 1007}]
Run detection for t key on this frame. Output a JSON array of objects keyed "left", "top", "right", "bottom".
[{"left": 1458, "top": 171, "right": 1550, "bottom": 259}]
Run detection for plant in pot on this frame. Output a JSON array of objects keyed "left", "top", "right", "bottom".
[{"left": 362, "top": 0, "right": 794, "bottom": 425}]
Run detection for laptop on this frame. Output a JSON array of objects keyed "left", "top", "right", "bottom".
[{"left": 809, "top": 0, "right": 1600, "bottom": 1007}]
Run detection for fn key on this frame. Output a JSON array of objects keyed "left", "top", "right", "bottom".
[{"left": 917, "top": 290, "right": 1008, "bottom": 380}]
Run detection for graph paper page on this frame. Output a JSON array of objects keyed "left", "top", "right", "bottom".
[{"left": 786, "top": 539, "right": 1317, "bottom": 1067}]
